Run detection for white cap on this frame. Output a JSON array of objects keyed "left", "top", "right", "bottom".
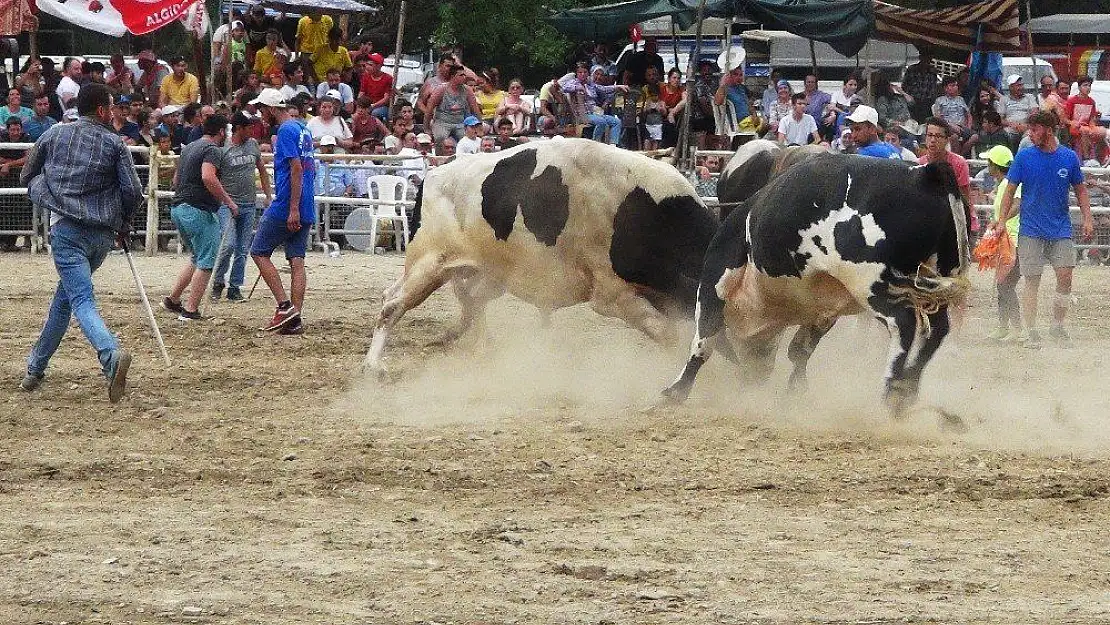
[
  {"left": 160, "top": 104, "right": 181, "bottom": 115},
  {"left": 416, "top": 132, "right": 433, "bottom": 144},
  {"left": 845, "top": 104, "right": 878, "bottom": 126},
  {"left": 383, "top": 135, "right": 401, "bottom": 150},
  {"left": 1006, "top": 74, "right": 1023, "bottom": 86},
  {"left": 717, "top": 47, "right": 746, "bottom": 72},
  {"left": 63, "top": 108, "right": 79, "bottom": 121},
  {"left": 249, "top": 88, "right": 286, "bottom": 108},
  {"left": 325, "top": 89, "right": 342, "bottom": 101},
  {"left": 320, "top": 135, "right": 337, "bottom": 146}
]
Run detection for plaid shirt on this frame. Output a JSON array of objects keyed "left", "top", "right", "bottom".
[{"left": 21, "top": 117, "right": 143, "bottom": 233}]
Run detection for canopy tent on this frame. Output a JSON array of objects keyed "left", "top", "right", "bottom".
[
  {"left": 259, "top": 0, "right": 376, "bottom": 13},
  {"left": 1024, "top": 14, "right": 1110, "bottom": 35},
  {"left": 544, "top": 0, "right": 697, "bottom": 41},
  {"left": 693, "top": 0, "right": 874, "bottom": 57}
]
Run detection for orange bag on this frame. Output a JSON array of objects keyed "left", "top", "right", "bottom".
[{"left": 973, "top": 227, "right": 1016, "bottom": 271}]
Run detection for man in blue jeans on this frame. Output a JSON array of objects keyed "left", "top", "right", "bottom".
[
  {"left": 212, "top": 111, "right": 272, "bottom": 302},
  {"left": 20, "top": 83, "right": 143, "bottom": 402}
]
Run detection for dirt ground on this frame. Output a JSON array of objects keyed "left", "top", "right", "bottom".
[{"left": 2, "top": 250, "right": 1110, "bottom": 625}]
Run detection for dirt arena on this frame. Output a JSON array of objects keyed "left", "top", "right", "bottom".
[{"left": 2, "top": 250, "right": 1110, "bottom": 625}]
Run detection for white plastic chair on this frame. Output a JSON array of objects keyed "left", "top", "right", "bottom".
[{"left": 366, "top": 174, "right": 411, "bottom": 253}]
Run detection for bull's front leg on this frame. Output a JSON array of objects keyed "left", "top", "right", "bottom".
[
  {"left": 662, "top": 284, "right": 725, "bottom": 402},
  {"left": 874, "top": 306, "right": 920, "bottom": 418},
  {"left": 786, "top": 320, "right": 836, "bottom": 393}
]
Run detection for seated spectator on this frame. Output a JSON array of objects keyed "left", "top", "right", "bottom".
[
  {"left": 306, "top": 96, "right": 354, "bottom": 150},
  {"left": 393, "top": 102, "right": 417, "bottom": 133},
  {"left": 315, "top": 69, "right": 355, "bottom": 114},
  {"left": 761, "top": 68, "right": 785, "bottom": 119},
  {"left": 135, "top": 51, "right": 170, "bottom": 106},
  {"left": 1067, "top": 76, "right": 1100, "bottom": 160},
  {"left": 24, "top": 95, "right": 56, "bottom": 141},
  {"left": 873, "top": 75, "right": 913, "bottom": 136},
  {"left": 87, "top": 62, "right": 106, "bottom": 85},
  {"left": 883, "top": 128, "right": 919, "bottom": 162},
  {"left": 358, "top": 53, "right": 394, "bottom": 121},
  {"left": 480, "top": 135, "right": 498, "bottom": 153},
  {"left": 434, "top": 135, "right": 457, "bottom": 162},
  {"left": 969, "top": 109, "right": 1011, "bottom": 154},
  {"left": 932, "top": 76, "right": 971, "bottom": 154},
  {"left": 279, "top": 64, "right": 312, "bottom": 101},
  {"left": 234, "top": 73, "right": 263, "bottom": 107},
  {"left": 995, "top": 75, "right": 1038, "bottom": 144},
  {"left": 16, "top": 57, "right": 46, "bottom": 107},
  {"left": 0, "top": 88, "right": 32, "bottom": 125},
  {"left": 253, "top": 29, "right": 288, "bottom": 78},
  {"left": 764, "top": 79, "right": 792, "bottom": 137},
  {"left": 823, "top": 75, "right": 859, "bottom": 136},
  {"left": 970, "top": 86, "right": 998, "bottom": 132},
  {"left": 156, "top": 105, "right": 185, "bottom": 152},
  {"left": 186, "top": 105, "right": 215, "bottom": 143},
  {"left": 262, "top": 49, "right": 290, "bottom": 87},
  {"left": 457, "top": 116, "right": 482, "bottom": 154},
  {"left": 0, "top": 117, "right": 29, "bottom": 179},
  {"left": 160, "top": 57, "right": 200, "bottom": 107},
  {"left": 475, "top": 71, "right": 506, "bottom": 125},
  {"left": 537, "top": 76, "right": 572, "bottom": 136},
  {"left": 558, "top": 62, "right": 628, "bottom": 146},
  {"left": 311, "top": 26, "right": 353, "bottom": 87},
  {"left": 494, "top": 118, "right": 525, "bottom": 150},
  {"left": 351, "top": 96, "right": 390, "bottom": 144},
  {"left": 777, "top": 92, "right": 823, "bottom": 146},
  {"left": 111, "top": 98, "right": 142, "bottom": 145},
  {"left": 315, "top": 135, "right": 353, "bottom": 196},
  {"left": 659, "top": 68, "right": 686, "bottom": 148}
]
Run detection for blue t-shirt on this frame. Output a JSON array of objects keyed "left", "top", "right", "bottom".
[
  {"left": 725, "top": 84, "right": 750, "bottom": 120},
  {"left": 1006, "top": 144, "right": 1083, "bottom": 240},
  {"left": 265, "top": 119, "right": 317, "bottom": 224},
  {"left": 856, "top": 140, "right": 902, "bottom": 160}
]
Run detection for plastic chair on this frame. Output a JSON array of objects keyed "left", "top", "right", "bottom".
[{"left": 366, "top": 174, "right": 411, "bottom": 253}]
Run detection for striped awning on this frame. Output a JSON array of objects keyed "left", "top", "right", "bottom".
[{"left": 874, "top": 0, "right": 1023, "bottom": 53}]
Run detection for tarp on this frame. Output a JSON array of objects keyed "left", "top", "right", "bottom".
[
  {"left": 544, "top": 0, "right": 696, "bottom": 41},
  {"left": 33, "top": 0, "right": 204, "bottom": 36},
  {"left": 693, "top": 0, "right": 874, "bottom": 58},
  {"left": 742, "top": 29, "right": 917, "bottom": 69},
  {"left": 1025, "top": 14, "right": 1110, "bottom": 35},
  {"left": 259, "top": 0, "right": 376, "bottom": 14},
  {"left": 0, "top": 0, "right": 35, "bottom": 35}
]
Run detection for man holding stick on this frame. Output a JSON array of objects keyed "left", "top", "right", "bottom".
[
  {"left": 19, "top": 84, "right": 143, "bottom": 402},
  {"left": 249, "top": 88, "right": 315, "bottom": 335}
]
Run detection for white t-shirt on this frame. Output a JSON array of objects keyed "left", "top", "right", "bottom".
[
  {"left": 56, "top": 76, "right": 80, "bottom": 107},
  {"left": 280, "top": 84, "right": 312, "bottom": 101},
  {"left": 305, "top": 115, "right": 352, "bottom": 142},
  {"left": 777, "top": 113, "right": 818, "bottom": 146},
  {"left": 315, "top": 82, "right": 354, "bottom": 105},
  {"left": 213, "top": 23, "right": 230, "bottom": 45},
  {"left": 457, "top": 135, "right": 481, "bottom": 155}
]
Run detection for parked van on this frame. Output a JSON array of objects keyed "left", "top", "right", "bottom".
[{"left": 1000, "top": 56, "right": 1058, "bottom": 87}]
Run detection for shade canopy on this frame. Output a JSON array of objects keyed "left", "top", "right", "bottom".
[
  {"left": 259, "top": 0, "right": 376, "bottom": 14},
  {"left": 544, "top": 0, "right": 697, "bottom": 41},
  {"left": 1025, "top": 14, "right": 1110, "bottom": 35}
]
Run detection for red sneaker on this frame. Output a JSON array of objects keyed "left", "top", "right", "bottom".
[{"left": 263, "top": 305, "right": 300, "bottom": 332}]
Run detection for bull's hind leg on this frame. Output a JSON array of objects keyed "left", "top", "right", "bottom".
[
  {"left": 365, "top": 255, "right": 452, "bottom": 371},
  {"left": 447, "top": 270, "right": 506, "bottom": 343},
  {"left": 589, "top": 279, "right": 677, "bottom": 346},
  {"left": 786, "top": 320, "right": 836, "bottom": 393}
]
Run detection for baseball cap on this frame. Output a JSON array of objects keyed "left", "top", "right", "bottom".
[
  {"left": 325, "top": 89, "right": 342, "bottom": 101},
  {"left": 979, "top": 145, "right": 1014, "bottom": 168},
  {"left": 845, "top": 104, "right": 878, "bottom": 126},
  {"left": 463, "top": 115, "right": 481, "bottom": 127},
  {"left": 250, "top": 88, "right": 287, "bottom": 108},
  {"left": 320, "top": 135, "right": 337, "bottom": 146},
  {"left": 1006, "top": 74, "right": 1023, "bottom": 86},
  {"left": 231, "top": 20, "right": 244, "bottom": 29},
  {"left": 383, "top": 135, "right": 401, "bottom": 150},
  {"left": 231, "top": 111, "right": 257, "bottom": 128},
  {"left": 368, "top": 53, "right": 385, "bottom": 65},
  {"left": 416, "top": 133, "right": 433, "bottom": 144},
  {"left": 776, "top": 79, "right": 790, "bottom": 89},
  {"left": 161, "top": 104, "right": 181, "bottom": 116}
]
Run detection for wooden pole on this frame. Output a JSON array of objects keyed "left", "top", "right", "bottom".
[
  {"left": 678, "top": 0, "right": 708, "bottom": 174},
  {"left": 670, "top": 18, "right": 679, "bottom": 70},
  {"left": 1024, "top": 0, "right": 1042, "bottom": 101},
  {"left": 145, "top": 148, "right": 161, "bottom": 257},
  {"left": 810, "top": 39, "right": 818, "bottom": 77},
  {"left": 390, "top": 0, "right": 407, "bottom": 110}
]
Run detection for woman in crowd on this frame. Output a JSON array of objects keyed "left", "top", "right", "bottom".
[
  {"left": 306, "top": 96, "right": 354, "bottom": 150},
  {"left": 873, "top": 75, "right": 913, "bottom": 134},
  {"left": 558, "top": 62, "right": 628, "bottom": 146},
  {"left": 495, "top": 78, "right": 531, "bottom": 135},
  {"left": 659, "top": 68, "right": 686, "bottom": 148},
  {"left": 474, "top": 71, "right": 505, "bottom": 127},
  {"left": 764, "top": 79, "right": 792, "bottom": 139},
  {"left": 824, "top": 75, "right": 859, "bottom": 135},
  {"left": 16, "top": 57, "right": 46, "bottom": 107}
]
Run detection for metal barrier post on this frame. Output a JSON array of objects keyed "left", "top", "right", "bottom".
[
  {"left": 145, "top": 149, "right": 161, "bottom": 257},
  {"left": 30, "top": 202, "right": 40, "bottom": 254}
]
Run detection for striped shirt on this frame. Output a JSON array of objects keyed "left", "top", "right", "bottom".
[{"left": 21, "top": 117, "right": 144, "bottom": 232}]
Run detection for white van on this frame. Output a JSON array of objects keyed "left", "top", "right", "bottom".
[{"left": 1000, "top": 56, "right": 1058, "bottom": 88}]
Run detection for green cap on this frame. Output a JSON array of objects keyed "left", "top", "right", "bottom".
[{"left": 979, "top": 145, "right": 1014, "bottom": 168}]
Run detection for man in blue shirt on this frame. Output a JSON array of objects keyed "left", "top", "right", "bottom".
[
  {"left": 846, "top": 105, "right": 901, "bottom": 159},
  {"left": 713, "top": 64, "right": 750, "bottom": 125},
  {"left": 994, "top": 109, "right": 1092, "bottom": 348},
  {"left": 24, "top": 95, "right": 57, "bottom": 141},
  {"left": 249, "top": 88, "right": 316, "bottom": 335}
]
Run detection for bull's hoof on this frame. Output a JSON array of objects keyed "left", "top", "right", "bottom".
[
  {"left": 786, "top": 373, "right": 808, "bottom": 394},
  {"left": 660, "top": 383, "right": 691, "bottom": 404},
  {"left": 884, "top": 389, "right": 917, "bottom": 421},
  {"left": 936, "top": 408, "right": 969, "bottom": 434}
]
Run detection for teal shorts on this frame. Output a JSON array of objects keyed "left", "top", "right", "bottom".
[{"left": 170, "top": 203, "right": 221, "bottom": 270}]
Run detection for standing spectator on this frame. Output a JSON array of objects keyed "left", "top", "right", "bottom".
[
  {"left": 589, "top": 42, "right": 614, "bottom": 77},
  {"left": 310, "top": 26, "right": 353, "bottom": 86},
  {"left": 351, "top": 96, "right": 389, "bottom": 145},
  {"left": 104, "top": 54, "right": 135, "bottom": 95},
  {"left": 619, "top": 37, "right": 664, "bottom": 87},
  {"left": 761, "top": 68, "right": 785, "bottom": 118},
  {"left": 659, "top": 68, "right": 686, "bottom": 148},
  {"left": 296, "top": 11, "right": 334, "bottom": 58},
  {"left": 690, "top": 60, "right": 718, "bottom": 148},
  {"left": 537, "top": 76, "right": 571, "bottom": 136},
  {"left": 639, "top": 66, "right": 666, "bottom": 150},
  {"left": 24, "top": 95, "right": 56, "bottom": 141},
  {"left": 315, "top": 69, "right": 355, "bottom": 113},
  {"left": 428, "top": 65, "right": 482, "bottom": 142},
  {"left": 980, "top": 145, "right": 1023, "bottom": 342},
  {"left": 457, "top": 116, "right": 483, "bottom": 154},
  {"left": 358, "top": 53, "right": 394, "bottom": 121},
  {"left": 1066, "top": 76, "right": 1099, "bottom": 160},
  {"left": 249, "top": 88, "right": 316, "bottom": 335},
  {"left": 801, "top": 74, "right": 831, "bottom": 136},
  {"left": 764, "top": 79, "right": 792, "bottom": 136},
  {"left": 932, "top": 77, "right": 972, "bottom": 155},
  {"left": 244, "top": 5, "right": 284, "bottom": 67},
  {"left": 136, "top": 51, "right": 170, "bottom": 106},
  {"left": 417, "top": 55, "right": 455, "bottom": 122},
  {"left": 19, "top": 83, "right": 142, "bottom": 401},
  {"left": 217, "top": 21, "right": 249, "bottom": 94},
  {"left": 902, "top": 51, "right": 938, "bottom": 122},
  {"left": 280, "top": 64, "right": 312, "bottom": 100},
  {"left": 919, "top": 116, "right": 973, "bottom": 219},
  {"left": 306, "top": 96, "right": 354, "bottom": 149},
  {"left": 847, "top": 105, "right": 900, "bottom": 159},
  {"left": 873, "top": 75, "right": 913, "bottom": 135},
  {"left": 996, "top": 75, "right": 1039, "bottom": 144},
  {"left": 162, "top": 115, "right": 237, "bottom": 321},
  {"left": 212, "top": 9, "right": 244, "bottom": 67},
  {"left": 253, "top": 29, "right": 288, "bottom": 78},
  {"left": 993, "top": 109, "right": 1091, "bottom": 348},
  {"left": 495, "top": 78, "right": 531, "bottom": 135},
  {"left": 160, "top": 57, "right": 200, "bottom": 107},
  {"left": 16, "top": 57, "right": 47, "bottom": 106},
  {"left": 0, "top": 88, "right": 33, "bottom": 124},
  {"left": 558, "top": 62, "right": 628, "bottom": 146},
  {"left": 110, "top": 98, "right": 142, "bottom": 145},
  {"left": 55, "top": 58, "right": 82, "bottom": 110},
  {"left": 474, "top": 72, "right": 505, "bottom": 126},
  {"left": 212, "top": 112, "right": 271, "bottom": 302},
  {"left": 777, "top": 92, "right": 822, "bottom": 146}
]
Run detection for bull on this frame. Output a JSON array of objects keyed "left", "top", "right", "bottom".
[
  {"left": 715, "top": 140, "right": 827, "bottom": 219},
  {"left": 365, "top": 139, "right": 719, "bottom": 370},
  {"left": 663, "top": 153, "right": 970, "bottom": 417}
]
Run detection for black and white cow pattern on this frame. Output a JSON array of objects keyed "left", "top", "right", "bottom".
[{"left": 664, "top": 153, "right": 969, "bottom": 417}]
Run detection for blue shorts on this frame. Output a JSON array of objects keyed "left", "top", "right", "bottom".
[
  {"left": 170, "top": 203, "right": 220, "bottom": 270},
  {"left": 250, "top": 215, "right": 311, "bottom": 259}
]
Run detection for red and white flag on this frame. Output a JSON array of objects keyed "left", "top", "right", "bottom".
[{"left": 34, "top": 0, "right": 203, "bottom": 37}]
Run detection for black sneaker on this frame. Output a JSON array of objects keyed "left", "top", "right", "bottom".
[
  {"left": 211, "top": 283, "right": 224, "bottom": 301},
  {"left": 107, "top": 350, "right": 131, "bottom": 404},
  {"left": 279, "top": 318, "right": 304, "bottom": 335},
  {"left": 226, "top": 287, "right": 244, "bottom": 302},
  {"left": 1049, "top": 325, "right": 1073, "bottom": 348},
  {"left": 162, "top": 297, "right": 185, "bottom": 315},
  {"left": 19, "top": 372, "right": 44, "bottom": 392},
  {"left": 178, "top": 309, "right": 203, "bottom": 322}
]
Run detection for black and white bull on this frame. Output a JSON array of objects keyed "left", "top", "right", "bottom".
[
  {"left": 663, "top": 153, "right": 970, "bottom": 416},
  {"left": 365, "top": 139, "right": 719, "bottom": 369},
  {"left": 715, "top": 140, "right": 827, "bottom": 219}
]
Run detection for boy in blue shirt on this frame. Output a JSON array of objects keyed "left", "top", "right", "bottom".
[
  {"left": 249, "top": 88, "right": 316, "bottom": 335},
  {"left": 993, "top": 109, "right": 1092, "bottom": 348},
  {"left": 846, "top": 105, "right": 900, "bottom": 159}
]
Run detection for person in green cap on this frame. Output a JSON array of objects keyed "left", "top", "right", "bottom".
[{"left": 981, "top": 144, "right": 1023, "bottom": 342}]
